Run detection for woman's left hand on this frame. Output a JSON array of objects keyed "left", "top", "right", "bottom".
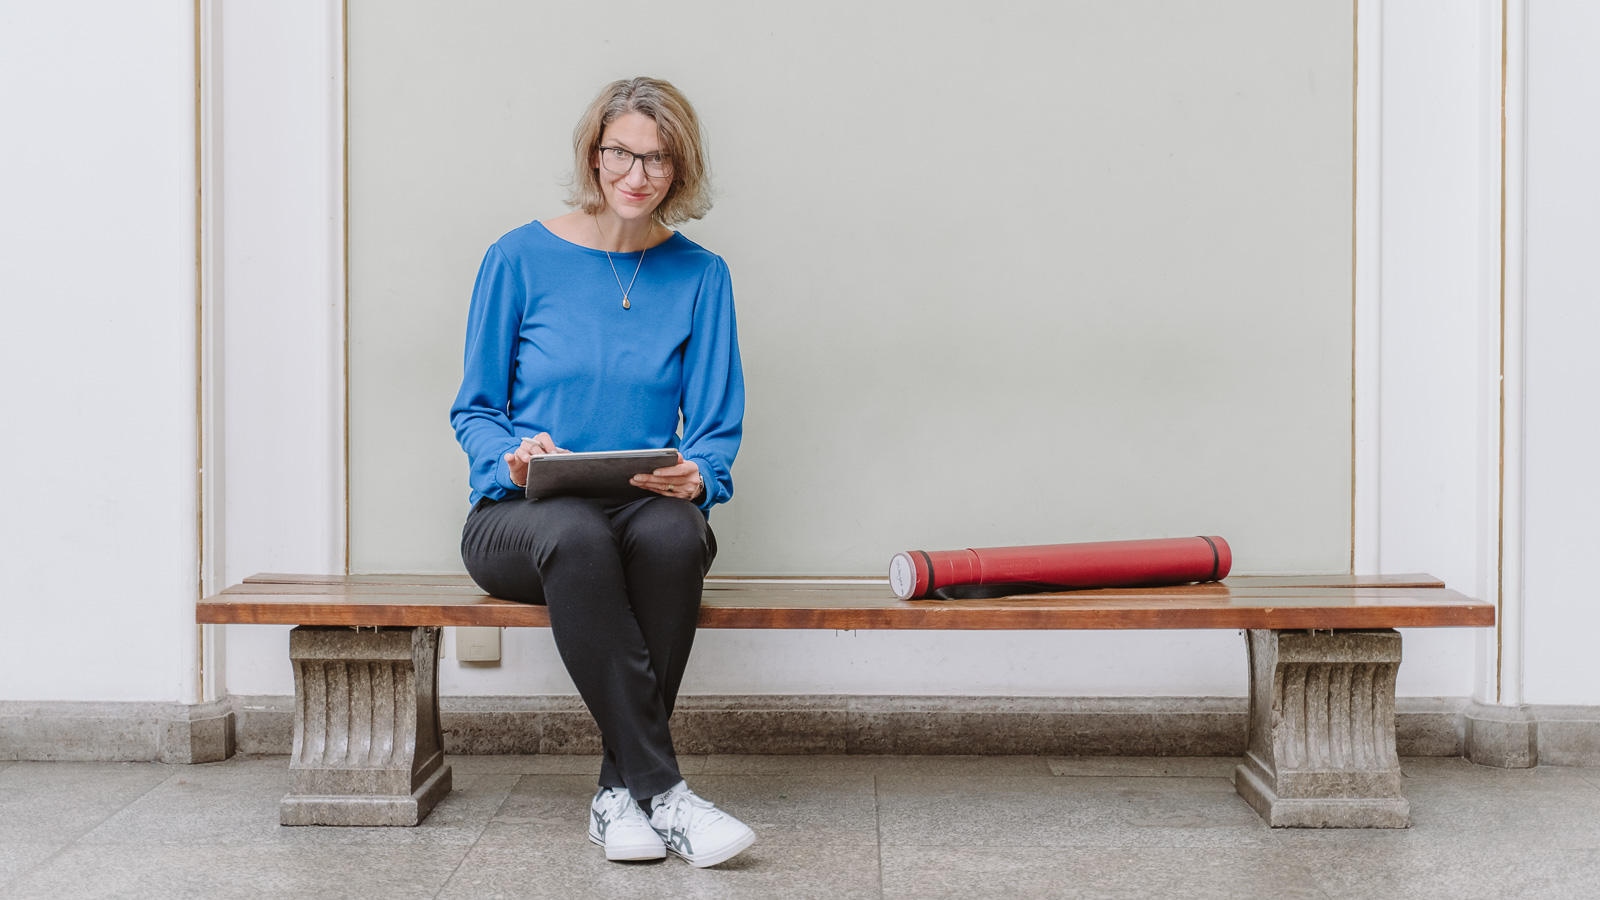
[{"left": 631, "top": 452, "right": 703, "bottom": 501}]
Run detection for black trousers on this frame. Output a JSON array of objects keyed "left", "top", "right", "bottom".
[{"left": 461, "top": 494, "right": 715, "bottom": 800}]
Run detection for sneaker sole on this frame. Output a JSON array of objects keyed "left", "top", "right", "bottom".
[
  {"left": 668, "top": 828, "right": 757, "bottom": 868},
  {"left": 588, "top": 832, "right": 667, "bottom": 861}
]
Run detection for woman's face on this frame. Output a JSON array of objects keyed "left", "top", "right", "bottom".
[{"left": 594, "top": 112, "right": 672, "bottom": 223}]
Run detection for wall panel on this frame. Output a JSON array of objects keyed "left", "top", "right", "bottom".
[{"left": 348, "top": 0, "right": 1356, "bottom": 578}]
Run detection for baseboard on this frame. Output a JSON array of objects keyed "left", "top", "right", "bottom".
[
  {"left": 1531, "top": 706, "right": 1600, "bottom": 766},
  {"left": 11, "top": 695, "right": 1596, "bottom": 764},
  {"left": 0, "top": 698, "right": 234, "bottom": 763},
  {"left": 233, "top": 694, "right": 1489, "bottom": 759},
  {"left": 1397, "top": 696, "right": 1470, "bottom": 756},
  {"left": 1463, "top": 701, "right": 1600, "bottom": 768}
]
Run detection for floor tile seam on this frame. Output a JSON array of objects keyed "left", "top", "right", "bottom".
[
  {"left": 701, "top": 769, "right": 1055, "bottom": 779},
  {"left": 428, "top": 841, "right": 482, "bottom": 900},
  {"left": 1255, "top": 839, "right": 1340, "bottom": 900},
  {"left": 874, "top": 772, "right": 1199, "bottom": 781},
  {"left": 0, "top": 840, "right": 80, "bottom": 897},
  {"left": 459, "top": 772, "right": 526, "bottom": 858},
  {"left": 73, "top": 826, "right": 512, "bottom": 839},
  {"left": 873, "top": 774, "right": 885, "bottom": 899},
  {"left": 1046, "top": 773, "right": 1240, "bottom": 781},
  {"left": 1301, "top": 874, "right": 1338, "bottom": 900},
  {"left": 874, "top": 837, "right": 1283, "bottom": 850},
  {"left": 1272, "top": 832, "right": 1600, "bottom": 847},
  {"left": 63, "top": 768, "right": 183, "bottom": 847},
  {"left": 476, "top": 826, "right": 876, "bottom": 839}
]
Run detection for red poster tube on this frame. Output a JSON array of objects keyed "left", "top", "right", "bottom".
[{"left": 888, "top": 536, "right": 1231, "bottom": 600}]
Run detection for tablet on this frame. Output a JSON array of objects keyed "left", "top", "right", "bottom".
[{"left": 523, "top": 448, "right": 681, "bottom": 501}]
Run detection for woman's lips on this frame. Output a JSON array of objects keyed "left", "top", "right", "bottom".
[{"left": 619, "top": 190, "right": 651, "bottom": 202}]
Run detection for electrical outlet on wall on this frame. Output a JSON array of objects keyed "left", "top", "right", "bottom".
[{"left": 454, "top": 626, "right": 501, "bottom": 664}]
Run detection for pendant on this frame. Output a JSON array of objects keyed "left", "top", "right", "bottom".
[{"left": 623, "top": 297, "right": 631, "bottom": 310}]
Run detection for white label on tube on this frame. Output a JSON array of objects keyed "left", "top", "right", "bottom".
[{"left": 889, "top": 553, "right": 916, "bottom": 600}]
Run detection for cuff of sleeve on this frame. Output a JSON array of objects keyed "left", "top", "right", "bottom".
[
  {"left": 493, "top": 437, "right": 525, "bottom": 496},
  {"left": 689, "top": 457, "right": 718, "bottom": 510}
]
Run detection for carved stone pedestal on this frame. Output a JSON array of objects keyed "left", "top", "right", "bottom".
[
  {"left": 280, "top": 626, "right": 452, "bottom": 826},
  {"left": 1234, "top": 628, "right": 1409, "bottom": 828}
]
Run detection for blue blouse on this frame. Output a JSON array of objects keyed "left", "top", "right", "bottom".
[{"left": 450, "top": 221, "right": 745, "bottom": 513}]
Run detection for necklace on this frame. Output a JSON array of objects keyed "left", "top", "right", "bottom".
[{"left": 598, "top": 219, "right": 646, "bottom": 310}]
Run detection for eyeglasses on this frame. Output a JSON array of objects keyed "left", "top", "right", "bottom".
[{"left": 598, "top": 146, "right": 673, "bottom": 179}]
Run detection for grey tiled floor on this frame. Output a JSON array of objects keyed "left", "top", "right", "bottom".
[{"left": 2, "top": 755, "right": 1599, "bottom": 899}]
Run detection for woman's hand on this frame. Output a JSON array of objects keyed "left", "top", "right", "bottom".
[
  {"left": 632, "top": 451, "right": 704, "bottom": 501},
  {"left": 505, "top": 433, "right": 566, "bottom": 488}
]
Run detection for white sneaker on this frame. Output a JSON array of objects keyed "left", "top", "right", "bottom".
[
  {"left": 647, "top": 781, "right": 757, "bottom": 868},
  {"left": 588, "top": 787, "right": 667, "bottom": 861}
]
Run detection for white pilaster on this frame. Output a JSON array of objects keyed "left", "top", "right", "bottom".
[{"left": 1352, "top": 0, "right": 1384, "bottom": 575}]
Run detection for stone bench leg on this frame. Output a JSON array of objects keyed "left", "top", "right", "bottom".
[
  {"left": 280, "top": 626, "right": 452, "bottom": 826},
  {"left": 1234, "top": 628, "right": 1409, "bottom": 828}
]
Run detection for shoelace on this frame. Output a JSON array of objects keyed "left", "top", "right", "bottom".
[
  {"left": 655, "top": 787, "right": 726, "bottom": 836},
  {"left": 601, "top": 788, "right": 646, "bottom": 823}
]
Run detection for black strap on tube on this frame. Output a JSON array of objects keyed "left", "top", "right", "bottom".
[
  {"left": 916, "top": 550, "right": 937, "bottom": 594},
  {"left": 1198, "top": 535, "right": 1220, "bottom": 582},
  {"left": 927, "top": 581, "right": 1067, "bottom": 601}
]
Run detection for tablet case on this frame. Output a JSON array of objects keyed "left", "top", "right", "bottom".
[{"left": 523, "top": 449, "right": 680, "bottom": 502}]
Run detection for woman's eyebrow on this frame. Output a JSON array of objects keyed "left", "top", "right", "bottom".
[{"left": 606, "top": 140, "right": 665, "bottom": 155}]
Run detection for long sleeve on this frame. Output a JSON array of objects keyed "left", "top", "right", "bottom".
[
  {"left": 450, "top": 244, "right": 525, "bottom": 502},
  {"left": 679, "top": 256, "right": 745, "bottom": 511}
]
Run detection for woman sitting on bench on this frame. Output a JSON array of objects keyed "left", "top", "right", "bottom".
[{"left": 449, "top": 76, "right": 752, "bottom": 868}]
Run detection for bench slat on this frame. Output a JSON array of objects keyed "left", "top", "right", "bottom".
[
  {"left": 220, "top": 582, "right": 1446, "bottom": 600},
  {"left": 244, "top": 572, "right": 1447, "bottom": 590},
  {"left": 200, "top": 581, "right": 1493, "bottom": 630}
]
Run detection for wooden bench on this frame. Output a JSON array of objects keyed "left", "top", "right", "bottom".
[{"left": 199, "top": 572, "right": 1493, "bottom": 828}]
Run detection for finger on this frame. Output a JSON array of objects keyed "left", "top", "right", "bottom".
[
  {"left": 647, "top": 480, "right": 697, "bottom": 500},
  {"left": 532, "top": 433, "right": 556, "bottom": 454}
]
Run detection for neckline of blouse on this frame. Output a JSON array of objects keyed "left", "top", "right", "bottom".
[{"left": 533, "top": 220, "right": 683, "bottom": 258}]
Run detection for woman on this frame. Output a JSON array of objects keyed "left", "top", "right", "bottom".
[{"left": 450, "top": 77, "right": 751, "bottom": 868}]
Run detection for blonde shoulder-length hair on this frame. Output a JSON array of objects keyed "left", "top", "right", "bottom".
[{"left": 566, "top": 77, "right": 712, "bottom": 226}]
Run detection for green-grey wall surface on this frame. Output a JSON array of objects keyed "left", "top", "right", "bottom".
[{"left": 349, "top": 0, "right": 1355, "bottom": 576}]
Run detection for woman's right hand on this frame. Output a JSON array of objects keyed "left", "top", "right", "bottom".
[{"left": 505, "top": 433, "right": 565, "bottom": 488}]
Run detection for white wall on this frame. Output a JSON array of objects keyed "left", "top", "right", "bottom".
[
  {"left": 1373, "top": 0, "right": 1498, "bottom": 699},
  {"left": 211, "top": 0, "right": 346, "bottom": 700},
  {"left": 0, "top": 2, "right": 199, "bottom": 702},
  {"left": 1521, "top": 0, "right": 1600, "bottom": 705}
]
